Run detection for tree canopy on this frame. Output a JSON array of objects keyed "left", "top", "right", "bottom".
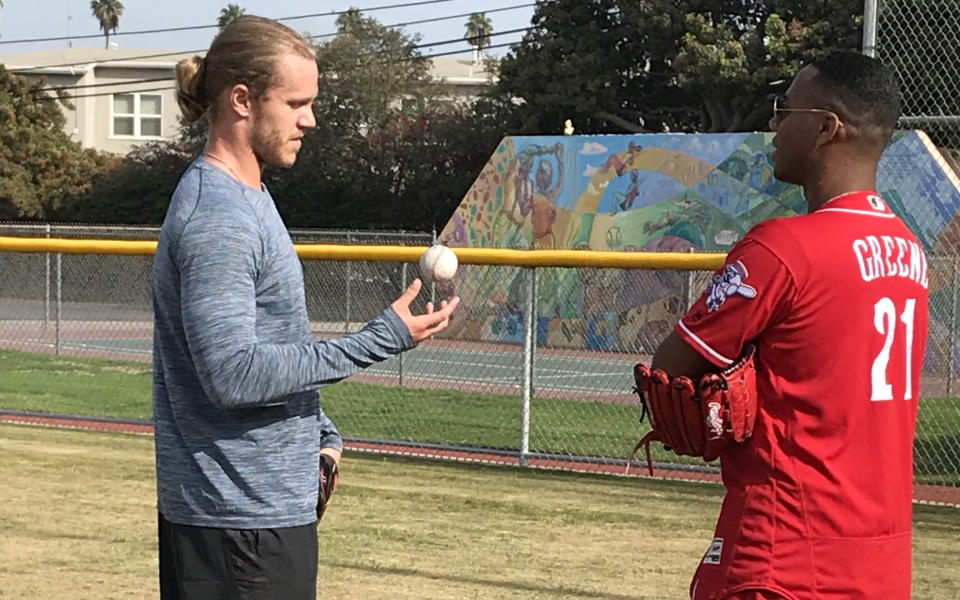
[
  {"left": 262, "top": 9, "right": 493, "bottom": 230},
  {"left": 494, "top": 0, "right": 863, "bottom": 134},
  {"left": 43, "top": 1, "right": 952, "bottom": 229},
  {"left": 90, "top": 0, "right": 125, "bottom": 49},
  {"left": 0, "top": 67, "right": 116, "bottom": 219},
  {"left": 465, "top": 12, "right": 494, "bottom": 63},
  {"left": 217, "top": 3, "right": 246, "bottom": 32},
  {"left": 314, "top": 8, "right": 438, "bottom": 130}
]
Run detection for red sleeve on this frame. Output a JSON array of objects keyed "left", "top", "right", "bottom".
[{"left": 675, "top": 233, "right": 796, "bottom": 367}]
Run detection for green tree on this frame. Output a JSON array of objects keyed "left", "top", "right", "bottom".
[
  {"left": 52, "top": 141, "right": 191, "bottom": 224},
  {"left": 264, "top": 10, "right": 494, "bottom": 229},
  {"left": 265, "top": 106, "right": 498, "bottom": 230},
  {"left": 494, "top": 0, "right": 862, "bottom": 134},
  {"left": 671, "top": 1, "right": 862, "bottom": 131},
  {"left": 314, "top": 8, "right": 438, "bottom": 130},
  {"left": 217, "top": 3, "right": 246, "bottom": 32},
  {"left": 494, "top": 0, "right": 654, "bottom": 134},
  {"left": 465, "top": 12, "right": 493, "bottom": 64},
  {"left": 65, "top": 11, "right": 502, "bottom": 230},
  {"left": 0, "top": 67, "right": 116, "bottom": 219},
  {"left": 90, "top": 0, "right": 124, "bottom": 49}
]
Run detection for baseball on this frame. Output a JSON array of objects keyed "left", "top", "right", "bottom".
[{"left": 419, "top": 244, "right": 458, "bottom": 283}]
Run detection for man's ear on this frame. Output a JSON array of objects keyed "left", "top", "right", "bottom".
[
  {"left": 227, "top": 83, "right": 253, "bottom": 118},
  {"left": 814, "top": 113, "right": 844, "bottom": 149}
]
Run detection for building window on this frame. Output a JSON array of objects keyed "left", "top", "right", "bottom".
[{"left": 112, "top": 93, "right": 162, "bottom": 138}]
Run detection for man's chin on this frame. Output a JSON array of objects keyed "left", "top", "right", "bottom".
[
  {"left": 260, "top": 154, "right": 299, "bottom": 169},
  {"left": 772, "top": 165, "right": 797, "bottom": 185}
]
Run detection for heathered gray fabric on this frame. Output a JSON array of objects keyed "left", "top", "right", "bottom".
[{"left": 152, "top": 158, "right": 413, "bottom": 528}]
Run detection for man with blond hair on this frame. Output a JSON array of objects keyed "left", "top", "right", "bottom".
[{"left": 153, "top": 16, "right": 459, "bottom": 600}]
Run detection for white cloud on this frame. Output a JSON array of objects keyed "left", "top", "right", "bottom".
[
  {"left": 585, "top": 179, "right": 611, "bottom": 196},
  {"left": 583, "top": 165, "right": 598, "bottom": 177},
  {"left": 580, "top": 142, "right": 608, "bottom": 156}
]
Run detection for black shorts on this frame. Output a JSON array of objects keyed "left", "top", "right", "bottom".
[{"left": 158, "top": 512, "right": 318, "bottom": 600}]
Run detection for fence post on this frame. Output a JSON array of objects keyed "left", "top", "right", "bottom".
[
  {"left": 55, "top": 252, "right": 62, "bottom": 355},
  {"left": 685, "top": 247, "right": 697, "bottom": 310},
  {"left": 520, "top": 266, "right": 537, "bottom": 467},
  {"left": 862, "top": 0, "right": 879, "bottom": 57},
  {"left": 950, "top": 256, "right": 958, "bottom": 396},
  {"left": 45, "top": 223, "right": 51, "bottom": 329},
  {"left": 344, "top": 233, "right": 352, "bottom": 334},
  {"left": 399, "top": 261, "right": 407, "bottom": 387}
]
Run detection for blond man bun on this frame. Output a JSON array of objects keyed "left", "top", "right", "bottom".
[
  {"left": 175, "top": 16, "right": 315, "bottom": 125},
  {"left": 175, "top": 56, "right": 208, "bottom": 123}
]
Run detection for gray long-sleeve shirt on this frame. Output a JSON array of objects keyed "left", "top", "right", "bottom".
[{"left": 152, "top": 158, "right": 413, "bottom": 528}]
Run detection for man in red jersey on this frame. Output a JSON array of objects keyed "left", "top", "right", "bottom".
[{"left": 650, "top": 51, "right": 930, "bottom": 600}]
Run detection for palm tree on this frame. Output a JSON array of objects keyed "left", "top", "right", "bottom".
[
  {"left": 464, "top": 12, "right": 493, "bottom": 64},
  {"left": 217, "top": 3, "right": 246, "bottom": 32},
  {"left": 90, "top": 0, "right": 124, "bottom": 49}
]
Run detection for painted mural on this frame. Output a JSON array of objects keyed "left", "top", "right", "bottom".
[{"left": 438, "top": 132, "right": 960, "bottom": 358}]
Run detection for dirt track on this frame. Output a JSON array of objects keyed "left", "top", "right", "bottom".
[{"left": 2, "top": 409, "right": 957, "bottom": 507}]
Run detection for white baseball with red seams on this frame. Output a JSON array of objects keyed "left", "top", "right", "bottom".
[{"left": 419, "top": 244, "right": 458, "bottom": 282}]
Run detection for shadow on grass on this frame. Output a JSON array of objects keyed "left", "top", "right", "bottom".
[{"left": 327, "top": 559, "right": 658, "bottom": 600}]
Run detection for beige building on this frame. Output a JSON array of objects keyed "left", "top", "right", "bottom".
[{"left": 0, "top": 48, "right": 496, "bottom": 156}]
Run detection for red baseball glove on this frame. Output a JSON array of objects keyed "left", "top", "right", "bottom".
[{"left": 628, "top": 345, "right": 757, "bottom": 475}]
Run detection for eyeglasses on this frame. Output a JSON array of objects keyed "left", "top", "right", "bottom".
[{"left": 772, "top": 96, "right": 842, "bottom": 125}]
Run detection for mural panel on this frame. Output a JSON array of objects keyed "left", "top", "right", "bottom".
[{"left": 439, "top": 132, "right": 960, "bottom": 355}]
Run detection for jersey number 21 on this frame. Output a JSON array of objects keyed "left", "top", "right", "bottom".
[{"left": 871, "top": 297, "right": 917, "bottom": 401}]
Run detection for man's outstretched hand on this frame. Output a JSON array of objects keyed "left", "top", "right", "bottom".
[{"left": 391, "top": 279, "right": 460, "bottom": 344}]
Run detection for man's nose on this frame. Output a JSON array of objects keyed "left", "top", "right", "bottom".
[{"left": 301, "top": 108, "right": 317, "bottom": 129}]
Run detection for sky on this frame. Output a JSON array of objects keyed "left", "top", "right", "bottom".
[{"left": 0, "top": 0, "right": 535, "bottom": 57}]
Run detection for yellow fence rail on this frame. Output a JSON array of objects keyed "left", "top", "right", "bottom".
[{"left": 0, "top": 236, "right": 727, "bottom": 271}]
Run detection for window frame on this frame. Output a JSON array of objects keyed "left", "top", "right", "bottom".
[{"left": 110, "top": 92, "right": 164, "bottom": 140}]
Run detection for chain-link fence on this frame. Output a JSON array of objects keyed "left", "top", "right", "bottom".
[
  {"left": 873, "top": 0, "right": 960, "bottom": 171},
  {"left": 869, "top": 1, "right": 960, "bottom": 488},
  {"left": 1, "top": 230, "right": 957, "bottom": 488},
  {"left": 0, "top": 223, "right": 435, "bottom": 341},
  {"left": 0, "top": 241, "right": 723, "bottom": 480},
  {"left": 924, "top": 254, "right": 960, "bottom": 486}
]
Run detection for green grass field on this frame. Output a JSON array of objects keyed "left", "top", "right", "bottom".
[
  {"left": 2, "top": 423, "right": 959, "bottom": 600},
  {"left": 1, "top": 349, "right": 960, "bottom": 483}
]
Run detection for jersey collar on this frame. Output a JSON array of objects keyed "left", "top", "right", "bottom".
[{"left": 816, "top": 190, "right": 893, "bottom": 216}]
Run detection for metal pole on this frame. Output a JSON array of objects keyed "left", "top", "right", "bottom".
[
  {"left": 55, "top": 253, "right": 62, "bottom": 355},
  {"left": 45, "top": 224, "right": 51, "bottom": 329},
  {"left": 862, "top": 0, "right": 879, "bottom": 57},
  {"left": 686, "top": 247, "right": 696, "bottom": 310},
  {"left": 520, "top": 266, "right": 537, "bottom": 467},
  {"left": 949, "top": 256, "right": 958, "bottom": 396},
  {"left": 399, "top": 262, "right": 407, "bottom": 387},
  {"left": 344, "top": 234, "right": 352, "bottom": 334}
]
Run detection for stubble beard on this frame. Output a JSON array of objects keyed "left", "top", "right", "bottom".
[{"left": 251, "top": 118, "right": 298, "bottom": 169}]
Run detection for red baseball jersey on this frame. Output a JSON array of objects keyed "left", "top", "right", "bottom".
[{"left": 676, "top": 191, "right": 929, "bottom": 600}]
